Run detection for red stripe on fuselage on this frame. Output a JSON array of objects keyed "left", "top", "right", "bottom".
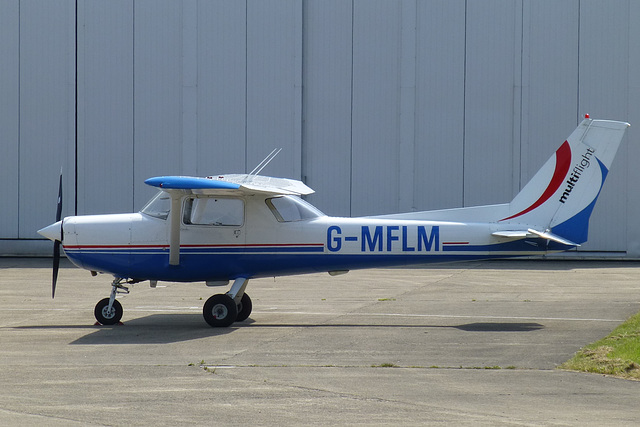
[
  {"left": 63, "top": 243, "right": 324, "bottom": 249},
  {"left": 500, "top": 140, "right": 571, "bottom": 221}
]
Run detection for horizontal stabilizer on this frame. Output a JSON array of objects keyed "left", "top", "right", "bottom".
[
  {"left": 527, "top": 228, "right": 579, "bottom": 247},
  {"left": 492, "top": 229, "right": 579, "bottom": 247},
  {"left": 491, "top": 230, "right": 535, "bottom": 239}
]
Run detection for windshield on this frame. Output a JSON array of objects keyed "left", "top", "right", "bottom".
[
  {"left": 140, "top": 191, "right": 171, "bottom": 220},
  {"left": 266, "top": 195, "right": 325, "bottom": 222}
]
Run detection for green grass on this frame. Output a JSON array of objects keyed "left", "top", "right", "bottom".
[{"left": 560, "top": 312, "right": 640, "bottom": 380}]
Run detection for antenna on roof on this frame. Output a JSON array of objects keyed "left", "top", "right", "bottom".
[{"left": 248, "top": 148, "right": 282, "bottom": 177}]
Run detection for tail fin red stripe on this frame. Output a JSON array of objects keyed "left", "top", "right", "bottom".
[{"left": 500, "top": 140, "right": 571, "bottom": 222}]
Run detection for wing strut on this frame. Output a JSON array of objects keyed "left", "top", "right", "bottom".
[{"left": 169, "top": 192, "right": 182, "bottom": 266}]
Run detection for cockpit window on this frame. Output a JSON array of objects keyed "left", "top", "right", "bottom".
[
  {"left": 183, "top": 196, "right": 244, "bottom": 226},
  {"left": 140, "top": 191, "right": 171, "bottom": 220},
  {"left": 266, "top": 195, "right": 325, "bottom": 222}
]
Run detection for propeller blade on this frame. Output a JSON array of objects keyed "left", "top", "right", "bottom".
[
  {"left": 52, "top": 170, "right": 63, "bottom": 299},
  {"left": 53, "top": 240, "right": 60, "bottom": 298},
  {"left": 55, "top": 171, "right": 63, "bottom": 222}
]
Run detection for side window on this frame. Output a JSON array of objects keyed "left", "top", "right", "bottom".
[
  {"left": 266, "top": 196, "right": 324, "bottom": 222},
  {"left": 183, "top": 197, "right": 244, "bottom": 226}
]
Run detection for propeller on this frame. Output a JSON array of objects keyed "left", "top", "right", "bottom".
[
  {"left": 52, "top": 171, "right": 63, "bottom": 298},
  {"left": 37, "top": 169, "right": 65, "bottom": 298}
]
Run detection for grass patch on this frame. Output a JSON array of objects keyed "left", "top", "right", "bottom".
[{"left": 559, "top": 312, "right": 640, "bottom": 380}]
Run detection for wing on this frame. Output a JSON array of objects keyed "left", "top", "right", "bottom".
[{"left": 145, "top": 174, "right": 314, "bottom": 196}]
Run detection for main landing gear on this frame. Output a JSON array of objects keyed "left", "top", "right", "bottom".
[
  {"left": 93, "top": 277, "right": 252, "bottom": 328},
  {"left": 202, "top": 278, "right": 252, "bottom": 327}
]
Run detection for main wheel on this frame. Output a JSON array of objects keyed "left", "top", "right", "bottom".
[
  {"left": 236, "top": 293, "right": 252, "bottom": 322},
  {"left": 203, "top": 294, "right": 238, "bottom": 327},
  {"left": 94, "top": 298, "right": 123, "bottom": 325}
]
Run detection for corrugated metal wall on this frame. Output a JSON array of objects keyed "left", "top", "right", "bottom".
[{"left": 1, "top": 0, "right": 638, "bottom": 256}]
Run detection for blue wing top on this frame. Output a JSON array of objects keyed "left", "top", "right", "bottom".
[{"left": 144, "top": 176, "right": 241, "bottom": 190}]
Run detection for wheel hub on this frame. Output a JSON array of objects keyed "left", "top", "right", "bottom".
[
  {"left": 101, "top": 306, "right": 116, "bottom": 319},
  {"left": 212, "top": 304, "right": 228, "bottom": 319}
]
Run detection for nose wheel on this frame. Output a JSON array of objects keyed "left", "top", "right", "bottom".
[{"left": 94, "top": 298, "right": 123, "bottom": 325}]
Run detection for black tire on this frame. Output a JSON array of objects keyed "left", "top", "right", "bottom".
[
  {"left": 203, "top": 294, "right": 238, "bottom": 327},
  {"left": 94, "top": 298, "right": 123, "bottom": 325},
  {"left": 236, "top": 293, "right": 252, "bottom": 322}
]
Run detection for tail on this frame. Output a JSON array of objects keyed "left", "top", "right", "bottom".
[{"left": 499, "top": 118, "right": 630, "bottom": 245}]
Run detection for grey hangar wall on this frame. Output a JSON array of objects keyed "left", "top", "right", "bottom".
[{"left": 1, "top": 0, "right": 639, "bottom": 257}]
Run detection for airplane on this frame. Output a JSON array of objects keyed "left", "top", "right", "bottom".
[{"left": 38, "top": 116, "right": 630, "bottom": 327}]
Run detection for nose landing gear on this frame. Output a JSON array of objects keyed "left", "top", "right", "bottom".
[{"left": 93, "top": 277, "right": 133, "bottom": 325}]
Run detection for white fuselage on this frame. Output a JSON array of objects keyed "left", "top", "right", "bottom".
[{"left": 58, "top": 193, "right": 554, "bottom": 283}]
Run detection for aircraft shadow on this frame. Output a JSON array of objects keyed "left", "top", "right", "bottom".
[
  {"left": 12, "top": 314, "right": 234, "bottom": 345},
  {"left": 11, "top": 317, "right": 543, "bottom": 345},
  {"left": 452, "top": 322, "right": 543, "bottom": 332},
  {"left": 72, "top": 314, "right": 239, "bottom": 344},
  {"left": 237, "top": 322, "right": 544, "bottom": 333}
]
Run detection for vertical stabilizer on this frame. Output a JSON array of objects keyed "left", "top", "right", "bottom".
[{"left": 500, "top": 118, "right": 629, "bottom": 244}]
